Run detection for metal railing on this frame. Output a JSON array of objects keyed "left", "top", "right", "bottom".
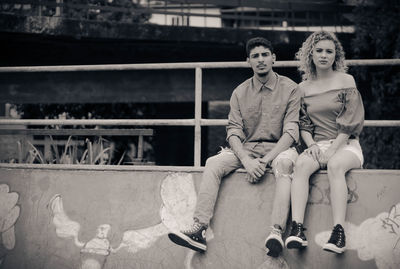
[{"left": 1, "top": 58, "right": 400, "bottom": 167}]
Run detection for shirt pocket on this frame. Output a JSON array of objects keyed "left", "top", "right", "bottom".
[
  {"left": 242, "top": 105, "right": 259, "bottom": 131},
  {"left": 270, "top": 104, "right": 286, "bottom": 123}
]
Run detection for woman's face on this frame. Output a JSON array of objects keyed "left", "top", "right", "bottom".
[{"left": 312, "top": 39, "right": 336, "bottom": 71}]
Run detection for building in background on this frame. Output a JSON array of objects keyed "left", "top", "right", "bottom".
[
  {"left": 1, "top": 0, "right": 359, "bottom": 32},
  {"left": 147, "top": 0, "right": 355, "bottom": 32}
]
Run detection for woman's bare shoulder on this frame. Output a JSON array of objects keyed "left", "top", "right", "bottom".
[
  {"left": 335, "top": 72, "right": 356, "bottom": 88},
  {"left": 298, "top": 80, "right": 317, "bottom": 96}
]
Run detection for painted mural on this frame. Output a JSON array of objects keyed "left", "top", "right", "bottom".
[
  {"left": 0, "top": 184, "right": 20, "bottom": 268},
  {"left": 0, "top": 168, "right": 384, "bottom": 269},
  {"left": 309, "top": 174, "right": 358, "bottom": 205},
  {"left": 48, "top": 173, "right": 213, "bottom": 269},
  {"left": 315, "top": 202, "right": 400, "bottom": 269}
]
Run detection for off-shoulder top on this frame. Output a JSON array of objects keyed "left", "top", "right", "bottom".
[{"left": 299, "top": 87, "right": 364, "bottom": 142}]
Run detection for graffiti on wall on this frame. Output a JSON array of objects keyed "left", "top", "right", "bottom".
[
  {"left": 0, "top": 184, "right": 20, "bottom": 267},
  {"left": 308, "top": 174, "right": 358, "bottom": 205},
  {"left": 48, "top": 173, "right": 213, "bottom": 269},
  {"left": 315, "top": 202, "right": 400, "bottom": 269}
]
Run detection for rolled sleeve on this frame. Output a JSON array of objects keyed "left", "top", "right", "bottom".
[
  {"left": 283, "top": 121, "right": 299, "bottom": 143},
  {"left": 226, "top": 91, "right": 246, "bottom": 142},
  {"left": 282, "top": 86, "right": 300, "bottom": 143}
]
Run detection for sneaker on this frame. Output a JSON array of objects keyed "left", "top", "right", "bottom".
[
  {"left": 285, "top": 221, "right": 308, "bottom": 249},
  {"left": 265, "top": 224, "right": 284, "bottom": 257},
  {"left": 168, "top": 221, "right": 207, "bottom": 252},
  {"left": 323, "top": 224, "right": 346, "bottom": 254}
]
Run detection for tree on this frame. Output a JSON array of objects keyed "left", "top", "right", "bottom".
[
  {"left": 351, "top": 0, "right": 400, "bottom": 168},
  {"left": 65, "top": 0, "right": 151, "bottom": 23}
]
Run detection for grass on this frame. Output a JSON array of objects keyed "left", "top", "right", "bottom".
[{"left": 19, "top": 135, "right": 122, "bottom": 165}]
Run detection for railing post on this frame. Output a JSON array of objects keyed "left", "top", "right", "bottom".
[
  {"left": 138, "top": 135, "right": 144, "bottom": 161},
  {"left": 194, "top": 67, "right": 202, "bottom": 167},
  {"left": 56, "top": 0, "right": 63, "bottom": 17}
]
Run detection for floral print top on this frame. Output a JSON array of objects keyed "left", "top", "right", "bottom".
[{"left": 299, "top": 87, "right": 364, "bottom": 142}]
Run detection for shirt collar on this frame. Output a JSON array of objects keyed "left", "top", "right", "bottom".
[{"left": 252, "top": 72, "right": 278, "bottom": 92}]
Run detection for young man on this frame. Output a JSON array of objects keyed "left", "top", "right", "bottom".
[{"left": 168, "top": 37, "right": 300, "bottom": 257}]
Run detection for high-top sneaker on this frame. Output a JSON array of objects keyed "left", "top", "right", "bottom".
[
  {"left": 265, "top": 224, "right": 284, "bottom": 257},
  {"left": 285, "top": 221, "right": 308, "bottom": 249},
  {"left": 323, "top": 224, "right": 346, "bottom": 254},
  {"left": 168, "top": 220, "right": 207, "bottom": 252}
]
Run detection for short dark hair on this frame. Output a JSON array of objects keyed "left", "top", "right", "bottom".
[{"left": 246, "top": 37, "right": 274, "bottom": 57}]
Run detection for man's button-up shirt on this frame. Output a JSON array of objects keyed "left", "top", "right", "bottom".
[{"left": 226, "top": 72, "right": 300, "bottom": 144}]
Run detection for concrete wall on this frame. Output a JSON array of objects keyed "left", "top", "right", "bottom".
[{"left": 0, "top": 164, "right": 399, "bottom": 269}]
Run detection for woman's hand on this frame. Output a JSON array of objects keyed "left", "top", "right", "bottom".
[
  {"left": 318, "top": 147, "right": 336, "bottom": 167},
  {"left": 304, "top": 143, "right": 321, "bottom": 161}
]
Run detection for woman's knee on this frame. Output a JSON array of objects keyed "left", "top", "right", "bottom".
[
  {"left": 327, "top": 159, "right": 346, "bottom": 177},
  {"left": 294, "top": 155, "right": 316, "bottom": 172}
]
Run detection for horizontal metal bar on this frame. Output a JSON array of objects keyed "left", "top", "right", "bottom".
[
  {"left": 0, "top": 128, "right": 154, "bottom": 136},
  {"left": 0, "top": 59, "right": 399, "bottom": 73},
  {"left": 363, "top": 120, "right": 400, "bottom": 127},
  {"left": 346, "top": 59, "right": 400, "bottom": 66},
  {"left": 0, "top": 62, "right": 247, "bottom": 72},
  {"left": 201, "top": 119, "right": 400, "bottom": 127},
  {"left": 1, "top": 119, "right": 399, "bottom": 127},
  {"left": 0, "top": 119, "right": 195, "bottom": 126},
  {"left": 201, "top": 119, "right": 228, "bottom": 126}
]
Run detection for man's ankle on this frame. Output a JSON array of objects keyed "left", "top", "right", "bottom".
[
  {"left": 194, "top": 218, "right": 208, "bottom": 229},
  {"left": 272, "top": 224, "right": 283, "bottom": 232}
]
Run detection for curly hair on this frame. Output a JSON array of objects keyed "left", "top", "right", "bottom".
[{"left": 296, "top": 31, "right": 347, "bottom": 81}]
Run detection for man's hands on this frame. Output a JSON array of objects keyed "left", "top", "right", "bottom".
[{"left": 242, "top": 156, "right": 271, "bottom": 184}]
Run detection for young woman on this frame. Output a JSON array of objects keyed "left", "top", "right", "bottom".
[{"left": 285, "top": 31, "right": 365, "bottom": 254}]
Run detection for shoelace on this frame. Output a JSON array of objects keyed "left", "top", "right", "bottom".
[
  {"left": 292, "top": 223, "right": 306, "bottom": 235},
  {"left": 330, "top": 227, "right": 345, "bottom": 245},
  {"left": 184, "top": 222, "right": 203, "bottom": 233},
  {"left": 270, "top": 226, "right": 283, "bottom": 236}
]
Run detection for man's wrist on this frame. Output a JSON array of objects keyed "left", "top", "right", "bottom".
[
  {"left": 260, "top": 157, "right": 272, "bottom": 166},
  {"left": 240, "top": 155, "right": 251, "bottom": 163}
]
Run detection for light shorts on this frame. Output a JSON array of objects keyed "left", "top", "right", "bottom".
[{"left": 316, "top": 139, "right": 364, "bottom": 167}]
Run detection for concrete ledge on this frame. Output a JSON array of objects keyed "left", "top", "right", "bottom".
[
  {"left": 0, "top": 166, "right": 399, "bottom": 269},
  {"left": 2, "top": 163, "right": 399, "bottom": 174}
]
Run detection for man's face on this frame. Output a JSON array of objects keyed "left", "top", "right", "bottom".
[{"left": 247, "top": 46, "right": 275, "bottom": 76}]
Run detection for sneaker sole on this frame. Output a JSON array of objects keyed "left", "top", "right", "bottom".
[
  {"left": 168, "top": 232, "right": 207, "bottom": 253},
  {"left": 265, "top": 238, "right": 283, "bottom": 257},
  {"left": 323, "top": 243, "right": 345, "bottom": 254},
  {"left": 285, "top": 236, "right": 308, "bottom": 249}
]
